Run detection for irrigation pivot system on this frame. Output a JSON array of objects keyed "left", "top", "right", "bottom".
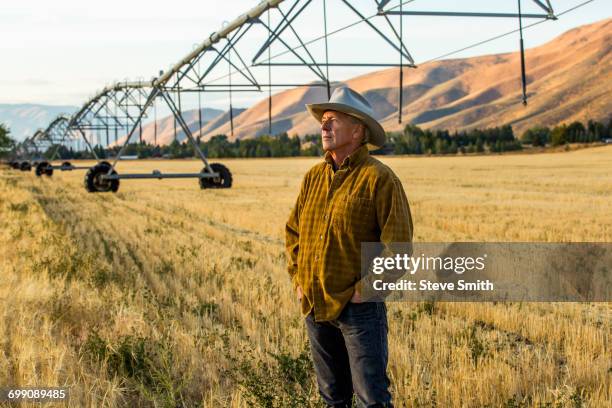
[
  {"left": 31, "top": 116, "right": 91, "bottom": 177},
  {"left": 23, "top": 0, "right": 561, "bottom": 193},
  {"left": 8, "top": 135, "right": 39, "bottom": 171},
  {"left": 8, "top": 116, "right": 87, "bottom": 176}
]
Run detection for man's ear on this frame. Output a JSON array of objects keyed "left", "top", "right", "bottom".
[{"left": 352, "top": 123, "right": 365, "bottom": 141}]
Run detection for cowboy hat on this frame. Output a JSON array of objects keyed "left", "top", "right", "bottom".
[{"left": 306, "top": 86, "right": 386, "bottom": 150}]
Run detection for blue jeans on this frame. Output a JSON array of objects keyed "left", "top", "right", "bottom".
[{"left": 305, "top": 301, "right": 393, "bottom": 408}]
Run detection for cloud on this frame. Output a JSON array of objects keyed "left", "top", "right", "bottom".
[{"left": 0, "top": 79, "right": 53, "bottom": 87}]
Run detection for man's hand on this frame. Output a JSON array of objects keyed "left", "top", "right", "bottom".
[
  {"left": 349, "top": 288, "right": 362, "bottom": 303},
  {"left": 296, "top": 285, "right": 303, "bottom": 300}
]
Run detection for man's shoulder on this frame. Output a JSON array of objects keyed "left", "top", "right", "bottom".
[
  {"left": 304, "top": 160, "right": 328, "bottom": 178},
  {"left": 296, "top": 161, "right": 327, "bottom": 191},
  {"left": 362, "top": 155, "right": 400, "bottom": 182}
]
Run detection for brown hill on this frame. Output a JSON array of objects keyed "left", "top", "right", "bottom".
[
  {"left": 210, "top": 17, "right": 611, "bottom": 141},
  {"left": 132, "top": 18, "right": 611, "bottom": 144},
  {"left": 115, "top": 108, "right": 223, "bottom": 146}
]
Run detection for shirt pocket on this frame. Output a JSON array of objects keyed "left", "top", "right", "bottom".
[{"left": 332, "top": 194, "right": 375, "bottom": 234}]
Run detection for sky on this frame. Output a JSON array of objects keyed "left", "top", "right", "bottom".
[{"left": 1, "top": 0, "right": 610, "bottom": 112}]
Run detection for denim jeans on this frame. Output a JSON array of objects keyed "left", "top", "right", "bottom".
[{"left": 305, "top": 301, "right": 393, "bottom": 408}]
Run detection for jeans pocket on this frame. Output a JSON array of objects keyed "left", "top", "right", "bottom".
[{"left": 344, "top": 301, "right": 378, "bottom": 322}]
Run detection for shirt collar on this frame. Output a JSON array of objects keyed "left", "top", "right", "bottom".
[{"left": 324, "top": 144, "right": 369, "bottom": 171}]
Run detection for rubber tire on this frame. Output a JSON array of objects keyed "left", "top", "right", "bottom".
[
  {"left": 20, "top": 161, "right": 31, "bottom": 171},
  {"left": 61, "top": 161, "right": 72, "bottom": 170},
  {"left": 35, "top": 161, "right": 50, "bottom": 177},
  {"left": 199, "top": 163, "right": 233, "bottom": 189},
  {"left": 84, "top": 162, "right": 120, "bottom": 193},
  {"left": 11, "top": 161, "right": 20, "bottom": 169}
]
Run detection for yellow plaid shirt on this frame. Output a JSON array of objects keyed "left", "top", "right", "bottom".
[{"left": 285, "top": 144, "right": 413, "bottom": 322}]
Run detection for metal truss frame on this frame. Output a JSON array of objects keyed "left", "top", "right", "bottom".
[
  {"left": 15, "top": 133, "right": 43, "bottom": 162},
  {"left": 30, "top": 116, "right": 95, "bottom": 172},
  {"left": 67, "top": 82, "right": 152, "bottom": 158},
  {"left": 53, "top": 0, "right": 558, "bottom": 191}
]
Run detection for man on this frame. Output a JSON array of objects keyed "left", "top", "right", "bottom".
[{"left": 285, "top": 86, "right": 413, "bottom": 407}]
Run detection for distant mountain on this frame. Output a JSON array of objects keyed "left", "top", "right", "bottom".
[
  {"left": 194, "top": 17, "right": 611, "bottom": 141},
  {"left": 0, "top": 104, "right": 77, "bottom": 142},
  {"left": 113, "top": 108, "right": 225, "bottom": 146},
  {"left": 5, "top": 18, "right": 610, "bottom": 146},
  {"left": 197, "top": 108, "right": 247, "bottom": 139}
]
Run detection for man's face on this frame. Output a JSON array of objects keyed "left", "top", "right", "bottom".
[{"left": 320, "top": 110, "right": 362, "bottom": 152}]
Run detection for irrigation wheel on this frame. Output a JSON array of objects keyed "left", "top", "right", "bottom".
[
  {"left": 199, "top": 163, "right": 232, "bottom": 189},
  {"left": 35, "top": 161, "right": 53, "bottom": 177},
  {"left": 84, "top": 162, "right": 120, "bottom": 193}
]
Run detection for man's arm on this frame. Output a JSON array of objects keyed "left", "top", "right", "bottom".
[
  {"left": 285, "top": 173, "right": 309, "bottom": 292},
  {"left": 377, "top": 175, "right": 413, "bottom": 244},
  {"left": 354, "top": 173, "right": 413, "bottom": 299}
]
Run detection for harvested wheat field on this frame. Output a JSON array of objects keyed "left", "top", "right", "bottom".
[{"left": 1, "top": 146, "right": 610, "bottom": 407}]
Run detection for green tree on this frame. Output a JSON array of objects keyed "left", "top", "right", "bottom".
[
  {"left": 494, "top": 140, "right": 503, "bottom": 153},
  {"left": 0, "top": 123, "right": 15, "bottom": 157},
  {"left": 202, "top": 135, "right": 231, "bottom": 158},
  {"left": 93, "top": 145, "right": 107, "bottom": 159},
  {"left": 521, "top": 126, "right": 550, "bottom": 146},
  {"left": 434, "top": 138, "right": 451, "bottom": 154},
  {"left": 500, "top": 125, "right": 514, "bottom": 141},
  {"left": 255, "top": 139, "right": 271, "bottom": 157},
  {"left": 475, "top": 137, "right": 484, "bottom": 153},
  {"left": 550, "top": 125, "right": 568, "bottom": 146},
  {"left": 403, "top": 124, "right": 424, "bottom": 139},
  {"left": 587, "top": 120, "right": 606, "bottom": 142},
  {"left": 301, "top": 134, "right": 322, "bottom": 156},
  {"left": 566, "top": 121, "right": 585, "bottom": 143}
]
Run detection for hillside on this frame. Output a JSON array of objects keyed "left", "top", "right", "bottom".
[
  {"left": 0, "top": 104, "right": 77, "bottom": 142},
  {"left": 123, "top": 108, "right": 224, "bottom": 146},
  {"left": 191, "top": 17, "right": 611, "bottom": 141},
  {"left": 7, "top": 18, "right": 610, "bottom": 146}
]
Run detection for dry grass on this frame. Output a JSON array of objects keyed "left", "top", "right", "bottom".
[{"left": 0, "top": 146, "right": 610, "bottom": 407}]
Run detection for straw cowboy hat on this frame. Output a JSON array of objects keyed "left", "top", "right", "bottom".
[{"left": 306, "top": 86, "right": 386, "bottom": 150}]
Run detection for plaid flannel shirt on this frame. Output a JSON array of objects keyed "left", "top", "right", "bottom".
[{"left": 285, "top": 144, "right": 413, "bottom": 322}]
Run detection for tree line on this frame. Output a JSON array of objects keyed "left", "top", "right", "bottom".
[
  {"left": 4, "top": 117, "right": 611, "bottom": 160},
  {"left": 521, "top": 119, "right": 612, "bottom": 146},
  {"left": 386, "top": 124, "right": 522, "bottom": 155},
  {"left": 99, "top": 118, "right": 606, "bottom": 159}
]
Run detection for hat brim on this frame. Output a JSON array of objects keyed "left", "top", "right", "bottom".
[{"left": 305, "top": 102, "right": 386, "bottom": 150}]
